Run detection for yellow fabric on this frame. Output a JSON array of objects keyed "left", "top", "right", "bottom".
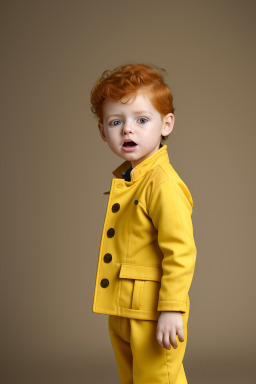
[
  {"left": 108, "top": 313, "right": 189, "bottom": 383},
  {"left": 92, "top": 144, "right": 197, "bottom": 320}
]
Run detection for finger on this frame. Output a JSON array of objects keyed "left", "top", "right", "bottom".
[
  {"left": 163, "top": 331, "right": 171, "bottom": 350},
  {"left": 156, "top": 330, "right": 164, "bottom": 347},
  {"left": 169, "top": 328, "right": 178, "bottom": 349},
  {"left": 177, "top": 327, "right": 184, "bottom": 342}
]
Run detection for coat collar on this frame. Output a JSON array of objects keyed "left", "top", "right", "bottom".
[{"left": 112, "top": 144, "right": 170, "bottom": 183}]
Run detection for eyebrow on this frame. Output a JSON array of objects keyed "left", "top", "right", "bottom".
[{"left": 106, "top": 111, "right": 153, "bottom": 119}]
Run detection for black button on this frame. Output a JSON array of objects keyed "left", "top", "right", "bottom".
[
  {"left": 101, "top": 278, "right": 109, "bottom": 288},
  {"left": 107, "top": 228, "right": 115, "bottom": 238},
  {"left": 112, "top": 203, "right": 120, "bottom": 213},
  {"left": 134, "top": 200, "right": 138, "bottom": 205},
  {"left": 104, "top": 253, "right": 112, "bottom": 263}
]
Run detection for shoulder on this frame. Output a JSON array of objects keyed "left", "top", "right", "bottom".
[{"left": 146, "top": 163, "right": 194, "bottom": 210}]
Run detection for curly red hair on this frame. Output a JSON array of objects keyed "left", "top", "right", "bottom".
[{"left": 90, "top": 63, "right": 175, "bottom": 141}]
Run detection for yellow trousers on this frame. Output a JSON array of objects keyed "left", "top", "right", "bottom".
[{"left": 108, "top": 313, "right": 189, "bottom": 384}]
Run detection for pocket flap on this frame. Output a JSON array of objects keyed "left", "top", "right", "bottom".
[{"left": 119, "top": 263, "right": 162, "bottom": 282}]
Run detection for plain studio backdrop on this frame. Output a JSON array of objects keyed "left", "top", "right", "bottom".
[{"left": 1, "top": 0, "right": 255, "bottom": 383}]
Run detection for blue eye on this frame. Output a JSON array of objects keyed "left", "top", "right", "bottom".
[
  {"left": 138, "top": 117, "right": 148, "bottom": 124},
  {"left": 111, "top": 120, "right": 121, "bottom": 126}
]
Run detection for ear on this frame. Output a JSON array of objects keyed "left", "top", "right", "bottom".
[
  {"left": 98, "top": 122, "right": 108, "bottom": 142},
  {"left": 161, "top": 113, "right": 175, "bottom": 137}
]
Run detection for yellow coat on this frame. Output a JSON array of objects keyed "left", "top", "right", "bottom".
[{"left": 92, "top": 144, "right": 197, "bottom": 321}]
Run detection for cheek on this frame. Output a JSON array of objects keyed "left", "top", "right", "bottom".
[
  {"left": 106, "top": 131, "right": 121, "bottom": 150},
  {"left": 107, "top": 130, "right": 119, "bottom": 142}
]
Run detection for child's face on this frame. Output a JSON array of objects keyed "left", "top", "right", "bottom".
[{"left": 98, "top": 88, "right": 174, "bottom": 168}]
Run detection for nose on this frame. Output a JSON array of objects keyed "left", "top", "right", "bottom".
[{"left": 123, "top": 121, "right": 133, "bottom": 135}]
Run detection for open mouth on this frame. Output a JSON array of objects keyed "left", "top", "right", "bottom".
[{"left": 123, "top": 141, "right": 137, "bottom": 147}]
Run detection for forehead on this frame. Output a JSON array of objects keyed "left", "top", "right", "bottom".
[{"left": 102, "top": 90, "right": 156, "bottom": 117}]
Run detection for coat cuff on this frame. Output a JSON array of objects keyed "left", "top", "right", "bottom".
[{"left": 157, "top": 300, "right": 187, "bottom": 313}]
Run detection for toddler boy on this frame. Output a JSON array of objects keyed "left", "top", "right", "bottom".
[{"left": 90, "top": 63, "right": 197, "bottom": 384}]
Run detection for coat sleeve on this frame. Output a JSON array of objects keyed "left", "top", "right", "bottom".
[{"left": 148, "top": 178, "right": 197, "bottom": 313}]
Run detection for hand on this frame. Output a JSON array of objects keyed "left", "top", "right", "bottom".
[{"left": 156, "top": 311, "right": 184, "bottom": 350}]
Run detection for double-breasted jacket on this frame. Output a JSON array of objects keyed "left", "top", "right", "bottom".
[{"left": 92, "top": 144, "right": 197, "bottom": 321}]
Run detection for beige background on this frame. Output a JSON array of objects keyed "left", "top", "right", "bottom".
[{"left": 1, "top": 0, "right": 255, "bottom": 383}]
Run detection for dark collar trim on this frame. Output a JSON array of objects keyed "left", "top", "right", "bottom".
[{"left": 122, "top": 166, "right": 133, "bottom": 181}]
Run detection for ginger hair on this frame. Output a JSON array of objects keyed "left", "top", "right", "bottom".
[{"left": 90, "top": 63, "right": 175, "bottom": 141}]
